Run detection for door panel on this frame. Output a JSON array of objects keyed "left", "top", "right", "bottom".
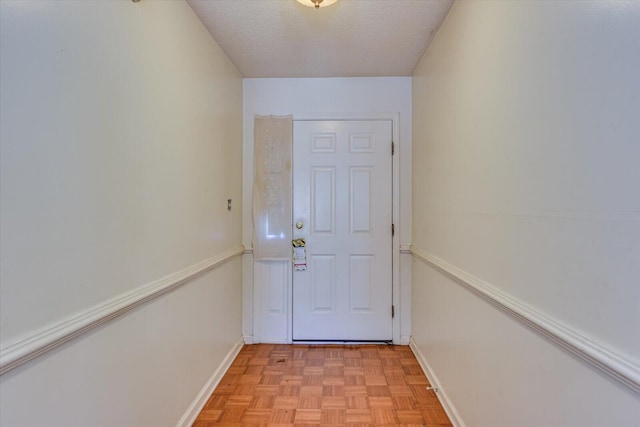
[
  {"left": 350, "top": 167, "right": 372, "bottom": 233},
  {"left": 311, "top": 167, "right": 336, "bottom": 234},
  {"left": 293, "top": 120, "right": 392, "bottom": 341},
  {"left": 310, "top": 254, "right": 335, "bottom": 311}
]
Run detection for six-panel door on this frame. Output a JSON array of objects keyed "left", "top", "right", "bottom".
[{"left": 292, "top": 120, "right": 393, "bottom": 341}]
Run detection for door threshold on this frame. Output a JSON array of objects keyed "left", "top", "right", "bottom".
[{"left": 292, "top": 340, "right": 392, "bottom": 345}]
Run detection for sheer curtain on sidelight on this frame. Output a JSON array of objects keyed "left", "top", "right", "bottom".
[{"left": 252, "top": 115, "right": 293, "bottom": 260}]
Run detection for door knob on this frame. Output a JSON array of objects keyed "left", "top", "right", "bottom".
[{"left": 296, "top": 221, "right": 304, "bottom": 230}]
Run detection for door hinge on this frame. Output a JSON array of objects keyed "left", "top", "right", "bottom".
[
  {"left": 392, "top": 305, "right": 395, "bottom": 318},
  {"left": 391, "top": 142, "right": 395, "bottom": 156},
  {"left": 391, "top": 223, "right": 395, "bottom": 236}
]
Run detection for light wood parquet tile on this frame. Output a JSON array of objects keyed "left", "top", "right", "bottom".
[
  {"left": 322, "top": 396, "right": 347, "bottom": 409},
  {"left": 193, "top": 344, "right": 452, "bottom": 426}
]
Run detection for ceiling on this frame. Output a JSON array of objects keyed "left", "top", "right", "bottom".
[{"left": 186, "top": 0, "right": 454, "bottom": 78}]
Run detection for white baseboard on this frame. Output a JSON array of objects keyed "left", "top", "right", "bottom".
[
  {"left": 176, "top": 336, "right": 244, "bottom": 427},
  {"left": 409, "top": 337, "right": 466, "bottom": 427},
  {"left": 400, "top": 335, "right": 411, "bottom": 345},
  {"left": 243, "top": 334, "right": 253, "bottom": 344}
]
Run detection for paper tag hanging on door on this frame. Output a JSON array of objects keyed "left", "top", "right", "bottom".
[{"left": 292, "top": 238, "right": 307, "bottom": 271}]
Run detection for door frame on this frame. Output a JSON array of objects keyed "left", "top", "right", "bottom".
[
  {"left": 288, "top": 112, "right": 402, "bottom": 344},
  {"left": 249, "top": 112, "right": 406, "bottom": 345}
]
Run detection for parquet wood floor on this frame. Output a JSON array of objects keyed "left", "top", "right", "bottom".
[{"left": 193, "top": 344, "right": 452, "bottom": 427}]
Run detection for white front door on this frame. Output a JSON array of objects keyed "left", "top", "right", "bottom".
[{"left": 292, "top": 120, "right": 393, "bottom": 341}]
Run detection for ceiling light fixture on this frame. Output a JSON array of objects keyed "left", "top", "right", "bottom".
[{"left": 296, "top": 0, "right": 338, "bottom": 10}]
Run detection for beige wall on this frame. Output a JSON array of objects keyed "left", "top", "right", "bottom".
[
  {"left": 0, "top": 1, "right": 243, "bottom": 425},
  {"left": 411, "top": 1, "right": 640, "bottom": 425}
]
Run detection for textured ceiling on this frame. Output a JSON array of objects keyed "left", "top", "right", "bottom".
[{"left": 187, "top": 0, "right": 454, "bottom": 78}]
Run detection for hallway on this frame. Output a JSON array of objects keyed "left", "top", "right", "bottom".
[
  {"left": 2, "top": 1, "right": 639, "bottom": 426},
  {"left": 194, "top": 344, "right": 451, "bottom": 426}
]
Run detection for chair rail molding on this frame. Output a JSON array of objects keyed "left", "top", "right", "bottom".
[
  {"left": 0, "top": 245, "right": 245, "bottom": 376},
  {"left": 410, "top": 245, "right": 640, "bottom": 394}
]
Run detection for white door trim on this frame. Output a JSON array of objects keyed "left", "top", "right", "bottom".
[{"left": 290, "top": 112, "right": 402, "bottom": 344}]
